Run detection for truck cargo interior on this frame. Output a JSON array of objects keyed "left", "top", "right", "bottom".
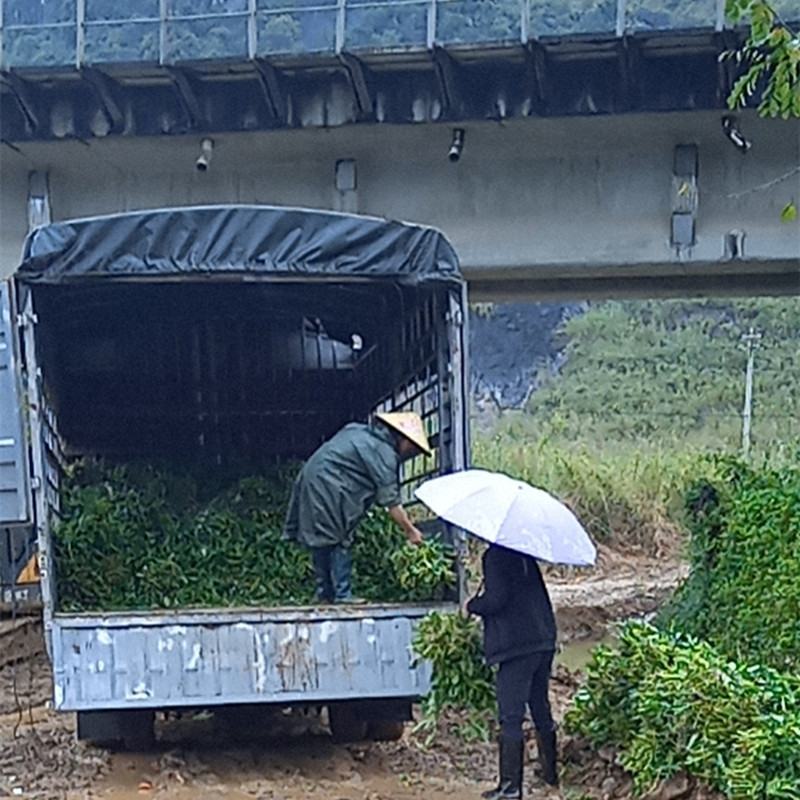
[
  {"left": 26, "top": 278, "right": 459, "bottom": 612},
  {"left": 31, "top": 280, "right": 446, "bottom": 467}
]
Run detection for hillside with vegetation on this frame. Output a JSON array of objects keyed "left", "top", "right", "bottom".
[
  {"left": 473, "top": 297, "right": 800, "bottom": 549},
  {"left": 525, "top": 297, "right": 800, "bottom": 449}
]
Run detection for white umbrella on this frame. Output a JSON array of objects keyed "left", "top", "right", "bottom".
[{"left": 415, "top": 469, "right": 596, "bottom": 566}]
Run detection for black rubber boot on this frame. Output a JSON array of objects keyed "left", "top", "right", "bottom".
[
  {"left": 481, "top": 735, "right": 524, "bottom": 799},
  {"left": 536, "top": 728, "right": 559, "bottom": 787}
]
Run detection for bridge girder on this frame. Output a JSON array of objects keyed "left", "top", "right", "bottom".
[
  {"left": 1, "top": 111, "right": 797, "bottom": 300},
  {"left": 1, "top": 33, "right": 739, "bottom": 144}
]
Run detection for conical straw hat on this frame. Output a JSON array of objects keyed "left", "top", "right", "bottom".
[{"left": 375, "top": 412, "right": 432, "bottom": 456}]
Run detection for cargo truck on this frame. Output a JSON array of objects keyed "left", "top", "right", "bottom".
[{"left": 0, "top": 205, "right": 469, "bottom": 747}]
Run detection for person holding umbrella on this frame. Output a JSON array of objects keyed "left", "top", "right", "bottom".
[
  {"left": 415, "top": 469, "right": 596, "bottom": 798},
  {"left": 466, "top": 545, "right": 558, "bottom": 796}
]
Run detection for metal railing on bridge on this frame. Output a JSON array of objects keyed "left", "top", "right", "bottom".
[{"left": 0, "top": 0, "right": 796, "bottom": 71}]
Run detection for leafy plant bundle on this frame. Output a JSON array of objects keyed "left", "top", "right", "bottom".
[
  {"left": 567, "top": 623, "right": 800, "bottom": 799},
  {"left": 568, "top": 458, "right": 800, "bottom": 798},
  {"left": 55, "top": 462, "right": 455, "bottom": 612},
  {"left": 662, "top": 456, "right": 800, "bottom": 672},
  {"left": 411, "top": 611, "right": 496, "bottom": 743},
  {"left": 391, "top": 539, "right": 457, "bottom": 602}
]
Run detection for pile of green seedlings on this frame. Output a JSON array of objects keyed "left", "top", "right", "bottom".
[
  {"left": 567, "top": 623, "right": 800, "bottom": 798},
  {"left": 55, "top": 462, "right": 455, "bottom": 612},
  {"left": 567, "top": 457, "right": 800, "bottom": 798},
  {"left": 662, "top": 456, "right": 800, "bottom": 670}
]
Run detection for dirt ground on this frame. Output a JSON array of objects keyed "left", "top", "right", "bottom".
[{"left": 0, "top": 550, "right": 696, "bottom": 800}]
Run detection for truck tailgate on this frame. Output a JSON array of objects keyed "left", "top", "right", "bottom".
[{"left": 50, "top": 604, "right": 452, "bottom": 711}]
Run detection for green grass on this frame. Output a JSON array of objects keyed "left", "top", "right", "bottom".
[{"left": 473, "top": 431, "right": 700, "bottom": 550}]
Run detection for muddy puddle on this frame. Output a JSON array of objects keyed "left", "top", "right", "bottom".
[{"left": 557, "top": 631, "right": 617, "bottom": 672}]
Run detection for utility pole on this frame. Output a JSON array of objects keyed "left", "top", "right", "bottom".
[{"left": 741, "top": 327, "right": 762, "bottom": 458}]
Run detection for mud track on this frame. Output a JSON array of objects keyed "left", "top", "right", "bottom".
[{"left": 0, "top": 552, "right": 695, "bottom": 800}]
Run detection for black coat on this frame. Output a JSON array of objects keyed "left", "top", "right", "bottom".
[{"left": 466, "top": 544, "right": 557, "bottom": 665}]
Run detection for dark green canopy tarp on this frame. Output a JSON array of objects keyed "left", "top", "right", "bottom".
[{"left": 17, "top": 205, "right": 462, "bottom": 286}]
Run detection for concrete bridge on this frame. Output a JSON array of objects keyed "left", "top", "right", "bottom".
[{"left": 1, "top": 0, "right": 798, "bottom": 297}]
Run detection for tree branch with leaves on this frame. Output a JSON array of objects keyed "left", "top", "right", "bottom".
[{"left": 725, "top": 0, "right": 800, "bottom": 118}]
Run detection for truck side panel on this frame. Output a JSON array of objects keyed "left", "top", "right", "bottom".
[{"left": 0, "top": 281, "right": 31, "bottom": 526}]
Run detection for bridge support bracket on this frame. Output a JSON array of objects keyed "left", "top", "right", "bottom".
[
  {"left": 80, "top": 67, "right": 125, "bottom": 134},
  {"left": 523, "top": 42, "right": 549, "bottom": 114},
  {"left": 1, "top": 72, "right": 42, "bottom": 134},
  {"left": 338, "top": 53, "right": 375, "bottom": 119},
  {"left": 253, "top": 59, "right": 287, "bottom": 124},
  {"left": 166, "top": 67, "right": 206, "bottom": 131},
  {"left": 431, "top": 46, "right": 463, "bottom": 118},
  {"left": 617, "top": 36, "right": 642, "bottom": 112},
  {"left": 715, "top": 29, "right": 741, "bottom": 103}
]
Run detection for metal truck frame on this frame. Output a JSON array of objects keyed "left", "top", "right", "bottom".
[{"left": 0, "top": 206, "right": 469, "bottom": 746}]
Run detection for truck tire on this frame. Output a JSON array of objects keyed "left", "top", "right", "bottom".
[
  {"left": 328, "top": 703, "right": 368, "bottom": 743},
  {"left": 367, "top": 720, "right": 406, "bottom": 741},
  {"left": 121, "top": 711, "right": 156, "bottom": 751},
  {"left": 77, "top": 710, "right": 155, "bottom": 751}
]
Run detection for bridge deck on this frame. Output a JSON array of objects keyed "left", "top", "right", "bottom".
[{"left": 1, "top": 0, "right": 797, "bottom": 72}]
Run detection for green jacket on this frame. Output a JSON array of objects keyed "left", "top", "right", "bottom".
[{"left": 283, "top": 422, "right": 402, "bottom": 548}]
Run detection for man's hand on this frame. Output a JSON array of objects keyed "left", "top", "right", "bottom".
[
  {"left": 406, "top": 526, "right": 424, "bottom": 546},
  {"left": 388, "top": 505, "right": 425, "bottom": 546}
]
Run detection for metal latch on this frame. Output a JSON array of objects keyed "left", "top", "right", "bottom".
[
  {"left": 17, "top": 311, "right": 38, "bottom": 329},
  {"left": 447, "top": 307, "right": 464, "bottom": 327}
]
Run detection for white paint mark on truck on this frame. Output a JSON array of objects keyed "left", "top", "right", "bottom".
[
  {"left": 254, "top": 635, "right": 266, "bottom": 693},
  {"left": 280, "top": 628, "right": 295, "bottom": 647},
  {"left": 126, "top": 682, "right": 151, "bottom": 700},
  {"left": 319, "top": 621, "right": 338, "bottom": 643},
  {"left": 186, "top": 643, "right": 202, "bottom": 671}
]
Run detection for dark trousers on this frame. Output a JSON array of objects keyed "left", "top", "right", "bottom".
[
  {"left": 496, "top": 650, "right": 556, "bottom": 742},
  {"left": 311, "top": 545, "right": 353, "bottom": 603}
]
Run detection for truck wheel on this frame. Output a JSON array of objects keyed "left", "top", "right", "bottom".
[
  {"left": 77, "top": 710, "right": 155, "bottom": 750},
  {"left": 367, "top": 720, "right": 406, "bottom": 741},
  {"left": 328, "top": 703, "right": 368, "bottom": 743},
  {"left": 121, "top": 711, "right": 156, "bottom": 751}
]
